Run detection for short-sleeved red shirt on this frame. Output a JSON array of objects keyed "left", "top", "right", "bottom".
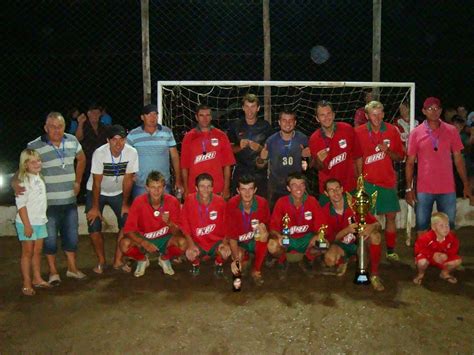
[
  {"left": 180, "top": 192, "right": 226, "bottom": 251},
  {"left": 180, "top": 127, "right": 236, "bottom": 194},
  {"left": 225, "top": 195, "right": 270, "bottom": 243},
  {"left": 309, "top": 122, "right": 362, "bottom": 193},
  {"left": 414, "top": 230, "right": 460, "bottom": 259},
  {"left": 270, "top": 194, "right": 322, "bottom": 239},
  {"left": 355, "top": 122, "right": 405, "bottom": 188},
  {"left": 124, "top": 193, "right": 181, "bottom": 240}
]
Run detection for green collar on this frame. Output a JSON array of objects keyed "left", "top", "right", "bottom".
[
  {"left": 329, "top": 197, "right": 348, "bottom": 216},
  {"left": 289, "top": 193, "right": 308, "bottom": 206},
  {"left": 195, "top": 124, "right": 215, "bottom": 132},
  {"left": 196, "top": 192, "right": 213, "bottom": 205},
  {"left": 367, "top": 121, "right": 387, "bottom": 133},
  {"left": 321, "top": 122, "right": 337, "bottom": 138},
  {"left": 238, "top": 197, "right": 258, "bottom": 213}
]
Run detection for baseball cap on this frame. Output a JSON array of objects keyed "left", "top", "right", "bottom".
[
  {"left": 142, "top": 104, "right": 158, "bottom": 115},
  {"left": 423, "top": 97, "right": 441, "bottom": 109},
  {"left": 107, "top": 124, "right": 127, "bottom": 139}
]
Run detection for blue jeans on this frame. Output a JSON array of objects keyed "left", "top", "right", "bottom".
[
  {"left": 85, "top": 191, "right": 125, "bottom": 233},
  {"left": 44, "top": 204, "right": 79, "bottom": 254},
  {"left": 416, "top": 192, "right": 456, "bottom": 231}
]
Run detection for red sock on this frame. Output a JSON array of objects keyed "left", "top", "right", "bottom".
[
  {"left": 162, "top": 245, "right": 183, "bottom": 260},
  {"left": 370, "top": 243, "right": 381, "bottom": 274},
  {"left": 124, "top": 246, "right": 146, "bottom": 261},
  {"left": 305, "top": 248, "right": 316, "bottom": 261},
  {"left": 215, "top": 255, "right": 224, "bottom": 265},
  {"left": 253, "top": 241, "right": 267, "bottom": 272},
  {"left": 278, "top": 253, "right": 287, "bottom": 264},
  {"left": 385, "top": 231, "right": 397, "bottom": 250}
]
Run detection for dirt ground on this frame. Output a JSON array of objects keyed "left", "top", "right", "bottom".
[{"left": 0, "top": 228, "right": 473, "bottom": 354}]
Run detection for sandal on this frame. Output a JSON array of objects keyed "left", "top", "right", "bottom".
[
  {"left": 413, "top": 275, "right": 423, "bottom": 285},
  {"left": 33, "top": 281, "right": 52, "bottom": 289},
  {"left": 93, "top": 264, "right": 106, "bottom": 274},
  {"left": 440, "top": 274, "right": 457, "bottom": 284},
  {"left": 113, "top": 263, "right": 131, "bottom": 273},
  {"left": 22, "top": 287, "right": 36, "bottom": 296}
]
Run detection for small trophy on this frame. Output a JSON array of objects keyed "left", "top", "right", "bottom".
[
  {"left": 315, "top": 224, "right": 329, "bottom": 250},
  {"left": 281, "top": 213, "right": 291, "bottom": 248},
  {"left": 346, "top": 175, "right": 377, "bottom": 285}
]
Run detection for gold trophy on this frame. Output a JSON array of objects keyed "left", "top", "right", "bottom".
[
  {"left": 281, "top": 213, "right": 291, "bottom": 248},
  {"left": 315, "top": 224, "right": 329, "bottom": 250},
  {"left": 346, "top": 175, "right": 377, "bottom": 285}
]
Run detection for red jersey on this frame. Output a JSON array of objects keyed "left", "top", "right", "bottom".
[
  {"left": 180, "top": 192, "right": 226, "bottom": 251},
  {"left": 319, "top": 202, "right": 377, "bottom": 243},
  {"left": 124, "top": 193, "right": 181, "bottom": 240},
  {"left": 180, "top": 127, "right": 236, "bottom": 194},
  {"left": 270, "top": 194, "right": 322, "bottom": 239},
  {"left": 309, "top": 122, "right": 362, "bottom": 193},
  {"left": 414, "top": 230, "right": 460, "bottom": 259},
  {"left": 354, "top": 107, "right": 368, "bottom": 127},
  {"left": 225, "top": 195, "right": 270, "bottom": 243},
  {"left": 355, "top": 122, "right": 405, "bottom": 188}
]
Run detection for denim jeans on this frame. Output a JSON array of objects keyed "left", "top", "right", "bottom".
[
  {"left": 416, "top": 192, "right": 456, "bottom": 231},
  {"left": 85, "top": 191, "right": 125, "bottom": 233},
  {"left": 44, "top": 203, "right": 79, "bottom": 254}
]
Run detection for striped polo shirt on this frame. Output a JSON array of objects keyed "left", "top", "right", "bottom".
[
  {"left": 27, "top": 133, "right": 82, "bottom": 206},
  {"left": 126, "top": 124, "right": 177, "bottom": 187}
]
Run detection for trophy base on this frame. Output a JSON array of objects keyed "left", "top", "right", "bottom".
[
  {"left": 316, "top": 242, "right": 328, "bottom": 250},
  {"left": 353, "top": 270, "right": 370, "bottom": 285}
]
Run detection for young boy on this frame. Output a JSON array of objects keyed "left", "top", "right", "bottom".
[{"left": 413, "top": 212, "right": 462, "bottom": 285}]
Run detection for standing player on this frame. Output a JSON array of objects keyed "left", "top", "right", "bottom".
[
  {"left": 309, "top": 100, "right": 362, "bottom": 205},
  {"left": 85, "top": 125, "right": 138, "bottom": 274},
  {"left": 355, "top": 101, "right": 405, "bottom": 261},
  {"left": 127, "top": 104, "right": 183, "bottom": 198},
  {"left": 406, "top": 97, "right": 471, "bottom": 235},
  {"left": 121, "top": 171, "right": 185, "bottom": 277},
  {"left": 267, "top": 172, "right": 323, "bottom": 280},
  {"left": 321, "top": 178, "right": 384, "bottom": 291},
  {"left": 257, "top": 109, "right": 311, "bottom": 208},
  {"left": 180, "top": 173, "right": 231, "bottom": 276},
  {"left": 181, "top": 104, "right": 236, "bottom": 199},
  {"left": 227, "top": 94, "right": 273, "bottom": 196},
  {"left": 226, "top": 174, "right": 270, "bottom": 285}
]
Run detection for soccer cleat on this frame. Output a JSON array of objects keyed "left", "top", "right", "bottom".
[
  {"left": 277, "top": 261, "right": 289, "bottom": 281},
  {"left": 336, "top": 262, "right": 348, "bottom": 277},
  {"left": 190, "top": 264, "right": 200, "bottom": 276},
  {"left": 134, "top": 257, "right": 150, "bottom": 278},
  {"left": 370, "top": 275, "right": 385, "bottom": 291},
  {"left": 386, "top": 252, "right": 400, "bottom": 262},
  {"left": 158, "top": 257, "right": 175, "bottom": 276},
  {"left": 214, "top": 263, "right": 224, "bottom": 278}
]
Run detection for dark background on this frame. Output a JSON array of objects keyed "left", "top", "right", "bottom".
[{"left": 1, "top": 1, "right": 473, "bottom": 163}]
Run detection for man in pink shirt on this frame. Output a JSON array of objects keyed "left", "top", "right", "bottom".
[{"left": 406, "top": 97, "right": 471, "bottom": 235}]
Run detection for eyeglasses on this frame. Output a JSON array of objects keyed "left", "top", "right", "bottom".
[{"left": 426, "top": 106, "right": 441, "bottom": 112}]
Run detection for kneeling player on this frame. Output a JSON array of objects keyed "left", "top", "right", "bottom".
[
  {"left": 226, "top": 174, "right": 270, "bottom": 285},
  {"left": 413, "top": 212, "right": 462, "bottom": 285},
  {"left": 322, "top": 178, "right": 384, "bottom": 291},
  {"left": 181, "top": 173, "right": 231, "bottom": 277},
  {"left": 268, "top": 172, "right": 323, "bottom": 280},
  {"left": 121, "top": 171, "right": 186, "bottom": 277}
]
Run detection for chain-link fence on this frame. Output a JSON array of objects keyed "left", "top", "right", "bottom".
[{"left": 2, "top": 1, "right": 473, "bottom": 203}]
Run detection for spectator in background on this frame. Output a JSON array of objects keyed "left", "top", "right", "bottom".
[
  {"left": 75, "top": 104, "right": 108, "bottom": 201},
  {"left": 406, "top": 97, "right": 471, "bottom": 236},
  {"left": 127, "top": 104, "right": 183, "bottom": 199},
  {"left": 100, "top": 106, "right": 113, "bottom": 126},
  {"left": 452, "top": 115, "right": 471, "bottom": 197},
  {"left": 353, "top": 89, "right": 373, "bottom": 127},
  {"left": 227, "top": 94, "right": 273, "bottom": 197},
  {"left": 442, "top": 106, "right": 457, "bottom": 124},
  {"left": 67, "top": 106, "right": 81, "bottom": 134}
]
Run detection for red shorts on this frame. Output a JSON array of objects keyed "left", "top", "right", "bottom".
[{"left": 415, "top": 253, "right": 461, "bottom": 269}]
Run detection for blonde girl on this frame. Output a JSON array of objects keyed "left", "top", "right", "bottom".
[{"left": 15, "top": 149, "right": 50, "bottom": 295}]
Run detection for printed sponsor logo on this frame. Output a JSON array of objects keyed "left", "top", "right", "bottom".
[
  {"left": 304, "top": 211, "right": 313, "bottom": 220},
  {"left": 196, "top": 224, "right": 216, "bottom": 236},
  {"left": 211, "top": 138, "right": 219, "bottom": 146},
  {"left": 289, "top": 225, "right": 309, "bottom": 234},
  {"left": 328, "top": 152, "right": 347, "bottom": 169},
  {"left": 365, "top": 152, "right": 386, "bottom": 164},
  {"left": 251, "top": 219, "right": 259, "bottom": 229},
  {"left": 342, "top": 233, "right": 356, "bottom": 244},
  {"left": 144, "top": 226, "right": 169, "bottom": 239},
  {"left": 238, "top": 231, "right": 254, "bottom": 242},
  {"left": 338, "top": 139, "right": 347, "bottom": 148},
  {"left": 209, "top": 210, "right": 218, "bottom": 220},
  {"left": 194, "top": 151, "right": 216, "bottom": 164}
]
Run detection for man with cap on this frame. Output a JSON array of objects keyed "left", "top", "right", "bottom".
[
  {"left": 86, "top": 124, "right": 139, "bottom": 273},
  {"left": 406, "top": 97, "right": 471, "bottom": 236},
  {"left": 127, "top": 104, "right": 183, "bottom": 199}
]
